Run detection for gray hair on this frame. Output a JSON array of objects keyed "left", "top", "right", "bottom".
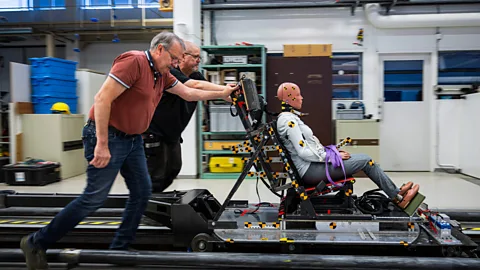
[{"left": 149, "top": 31, "right": 185, "bottom": 51}]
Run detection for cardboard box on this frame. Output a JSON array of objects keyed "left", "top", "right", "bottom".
[
  {"left": 16, "top": 102, "right": 33, "bottom": 114},
  {"left": 221, "top": 69, "right": 237, "bottom": 85},
  {"left": 283, "top": 44, "right": 332, "bottom": 57}
]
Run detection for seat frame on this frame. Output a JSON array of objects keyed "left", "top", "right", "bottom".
[{"left": 211, "top": 77, "right": 356, "bottom": 223}]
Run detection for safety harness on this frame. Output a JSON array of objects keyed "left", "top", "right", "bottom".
[{"left": 324, "top": 146, "right": 347, "bottom": 188}]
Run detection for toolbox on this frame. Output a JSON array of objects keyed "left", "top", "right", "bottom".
[
  {"left": 209, "top": 156, "right": 244, "bottom": 173},
  {"left": 3, "top": 162, "right": 61, "bottom": 186},
  {"left": 204, "top": 141, "right": 244, "bottom": 151}
]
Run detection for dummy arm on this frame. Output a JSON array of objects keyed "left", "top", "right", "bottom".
[{"left": 280, "top": 115, "right": 326, "bottom": 163}]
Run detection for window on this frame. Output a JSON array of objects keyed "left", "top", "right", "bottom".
[
  {"left": 0, "top": 0, "right": 31, "bottom": 11},
  {"left": 83, "top": 0, "right": 109, "bottom": 9},
  {"left": 332, "top": 53, "right": 362, "bottom": 100},
  {"left": 82, "top": 0, "right": 132, "bottom": 9},
  {"left": 113, "top": 0, "right": 131, "bottom": 8},
  {"left": 37, "top": 0, "right": 65, "bottom": 9},
  {"left": 438, "top": 51, "right": 480, "bottom": 86},
  {"left": 383, "top": 60, "right": 423, "bottom": 102},
  {"left": 138, "top": 0, "right": 159, "bottom": 8}
]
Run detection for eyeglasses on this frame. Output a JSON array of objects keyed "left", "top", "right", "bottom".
[
  {"left": 185, "top": 52, "right": 202, "bottom": 61},
  {"left": 164, "top": 48, "right": 181, "bottom": 65}
]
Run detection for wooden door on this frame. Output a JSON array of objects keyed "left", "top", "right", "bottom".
[{"left": 267, "top": 56, "right": 333, "bottom": 145}]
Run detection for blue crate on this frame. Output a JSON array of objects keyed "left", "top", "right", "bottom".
[
  {"left": 29, "top": 57, "right": 77, "bottom": 80},
  {"left": 32, "top": 94, "right": 78, "bottom": 114},
  {"left": 31, "top": 76, "right": 77, "bottom": 96}
]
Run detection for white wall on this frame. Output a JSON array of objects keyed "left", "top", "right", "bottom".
[
  {"left": 76, "top": 70, "right": 107, "bottom": 122},
  {"left": 80, "top": 42, "right": 150, "bottom": 73},
  {"left": 173, "top": 0, "right": 202, "bottom": 178},
  {"left": 203, "top": 5, "right": 480, "bottom": 172},
  {"left": 459, "top": 93, "right": 480, "bottom": 178},
  {"left": 435, "top": 99, "right": 462, "bottom": 170}
]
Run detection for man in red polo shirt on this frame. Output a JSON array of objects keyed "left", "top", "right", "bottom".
[{"left": 20, "top": 31, "right": 236, "bottom": 269}]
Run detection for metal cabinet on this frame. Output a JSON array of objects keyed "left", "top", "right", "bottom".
[
  {"left": 22, "top": 114, "right": 86, "bottom": 179},
  {"left": 336, "top": 119, "right": 381, "bottom": 165}
]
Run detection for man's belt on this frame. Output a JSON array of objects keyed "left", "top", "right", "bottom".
[
  {"left": 142, "top": 133, "right": 181, "bottom": 148},
  {"left": 142, "top": 133, "right": 161, "bottom": 149},
  {"left": 145, "top": 142, "right": 161, "bottom": 149},
  {"left": 86, "top": 119, "right": 138, "bottom": 138}
]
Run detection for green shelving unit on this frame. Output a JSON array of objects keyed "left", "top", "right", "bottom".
[
  {"left": 202, "top": 64, "right": 263, "bottom": 69},
  {"left": 197, "top": 45, "right": 267, "bottom": 179}
]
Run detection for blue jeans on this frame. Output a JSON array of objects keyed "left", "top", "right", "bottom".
[{"left": 30, "top": 123, "right": 152, "bottom": 250}]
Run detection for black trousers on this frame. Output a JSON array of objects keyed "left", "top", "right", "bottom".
[{"left": 143, "top": 134, "right": 182, "bottom": 193}]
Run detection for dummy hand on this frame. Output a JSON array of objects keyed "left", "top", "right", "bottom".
[
  {"left": 90, "top": 143, "right": 111, "bottom": 168},
  {"left": 340, "top": 151, "right": 351, "bottom": 160}
]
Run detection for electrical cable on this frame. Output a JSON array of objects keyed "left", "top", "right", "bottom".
[
  {"left": 233, "top": 176, "right": 271, "bottom": 216},
  {"left": 354, "top": 189, "right": 391, "bottom": 215}
]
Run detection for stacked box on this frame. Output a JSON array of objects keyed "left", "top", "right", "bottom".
[{"left": 30, "top": 57, "right": 78, "bottom": 114}]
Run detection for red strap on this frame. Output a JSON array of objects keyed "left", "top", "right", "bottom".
[{"left": 304, "top": 178, "right": 354, "bottom": 192}]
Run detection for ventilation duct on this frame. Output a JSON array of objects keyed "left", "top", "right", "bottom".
[{"left": 365, "top": 3, "right": 480, "bottom": 28}]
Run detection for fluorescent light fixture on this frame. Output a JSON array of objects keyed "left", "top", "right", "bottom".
[{"left": 0, "top": 27, "right": 33, "bottom": 34}]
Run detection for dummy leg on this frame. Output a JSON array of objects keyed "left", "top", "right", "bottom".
[{"left": 303, "top": 154, "right": 417, "bottom": 202}]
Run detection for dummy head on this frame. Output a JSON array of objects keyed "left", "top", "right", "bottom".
[{"left": 277, "top": 82, "right": 303, "bottom": 110}]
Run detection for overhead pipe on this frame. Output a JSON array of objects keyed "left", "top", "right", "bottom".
[
  {"left": 201, "top": 0, "right": 480, "bottom": 10},
  {"left": 1, "top": 249, "right": 480, "bottom": 269},
  {"left": 0, "top": 18, "right": 173, "bottom": 31},
  {"left": 201, "top": 0, "right": 355, "bottom": 10},
  {"left": 365, "top": 3, "right": 480, "bottom": 28}
]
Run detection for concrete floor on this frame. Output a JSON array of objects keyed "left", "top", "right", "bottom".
[
  {"left": 1, "top": 171, "right": 479, "bottom": 210},
  {"left": 0, "top": 171, "right": 479, "bottom": 270}
]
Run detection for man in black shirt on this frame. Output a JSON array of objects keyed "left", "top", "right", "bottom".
[{"left": 145, "top": 40, "right": 233, "bottom": 192}]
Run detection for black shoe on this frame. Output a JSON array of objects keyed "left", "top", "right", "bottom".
[{"left": 20, "top": 235, "right": 49, "bottom": 270}]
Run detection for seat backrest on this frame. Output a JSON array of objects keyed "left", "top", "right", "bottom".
[
  {"left": 230, "top": 77, "right": 306, "bottom": 193},
  {"left": 268, "top": 119, "right": 305, "bottom": 190}
]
